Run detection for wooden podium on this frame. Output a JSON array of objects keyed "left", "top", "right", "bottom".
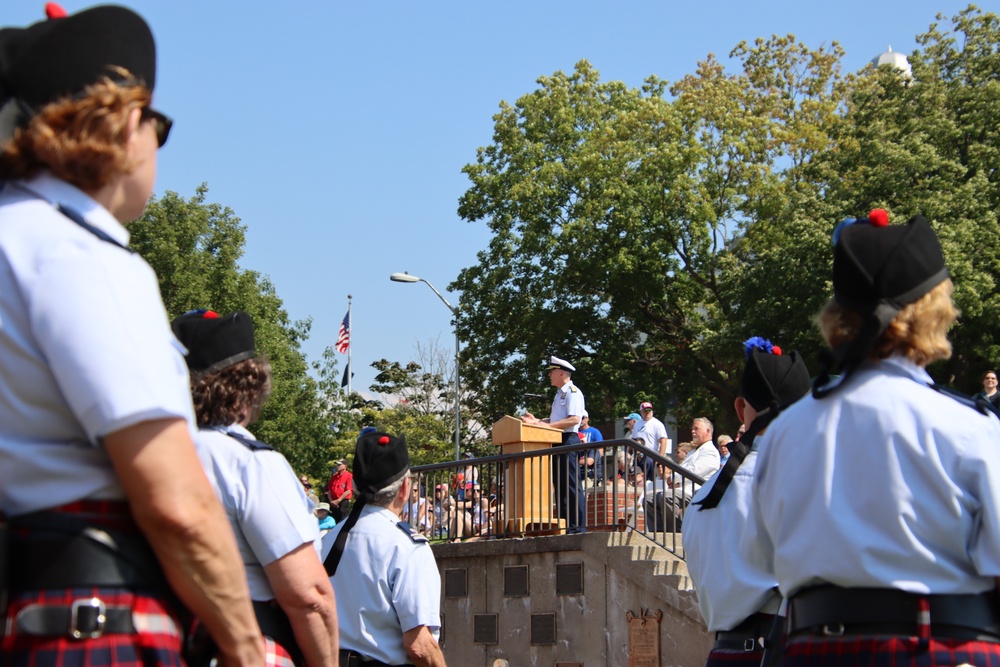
[{"left": 491, "top": 416, "right": 565, "bottom": 534}]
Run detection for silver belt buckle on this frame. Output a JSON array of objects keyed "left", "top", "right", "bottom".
[
  {"left": 822, "top": 623, "right": 845, "bottom": 637},
  {"left": 69, "top": 597, "right": 107, "bottom": 639},
  {"left": 743, "top": 638, "right": 756, "bottom": 651}
]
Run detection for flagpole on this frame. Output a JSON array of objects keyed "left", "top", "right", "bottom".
[{"left": 347, "top": 294, "right": 353, "bottom": 395}]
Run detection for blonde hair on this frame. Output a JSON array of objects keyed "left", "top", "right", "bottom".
[
  {"left": 818, "top": 279, "right": 958, "bottom": 367},
  {"left": 0, "top": 72, "right": 150, "bottom": 192}
]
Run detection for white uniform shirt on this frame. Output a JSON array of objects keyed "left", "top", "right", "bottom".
[
  {"left": 549, "top": 382, "right": 585, "bottom": 433},
  {"left": 321, "top": 504, "right": 442, "bottom": 665},
  {"left": 637, "top": 416, "right": 670, "bottom": 455},
  {"left": 683, "top": 448, "right": 780, "bottom": 631},
  {"left": 194, "top": 423, "right": 320, "bottom": 600},
  {"left": 0, "top": 173, "right": 194, "bottom": 516},
  {"left": 749, "top": 356, "right": 1000, "bottom": 597}
]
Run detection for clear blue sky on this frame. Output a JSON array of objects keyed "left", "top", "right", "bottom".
[{"left": 11, "top": 1, "right": 976, "bottom": 395}]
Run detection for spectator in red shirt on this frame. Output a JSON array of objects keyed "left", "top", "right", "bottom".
[{"left": 326, "top": 458, "right": 354, "bottom": 523}]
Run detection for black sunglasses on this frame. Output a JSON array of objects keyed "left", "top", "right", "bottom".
[{"left": 140, "top": 107, "right": 173, "bottom": 148}]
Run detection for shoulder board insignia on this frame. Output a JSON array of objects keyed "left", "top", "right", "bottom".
[
  {"left": 397, "top": 521, "right": 429, "bottom": 543},
  {"left": 930, "top": 383, "right": 1000, "bottom": 419},
  {"left": 569, "top": 384, "right": 578, "bottom": 393},
  {"left": 226, "top": 432, "right": 275, "bottom": 452}
]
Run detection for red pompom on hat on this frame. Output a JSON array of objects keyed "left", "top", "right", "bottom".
[
  {"left": 203, "top": 310, "right": 219, "bottom": 319},
  {"left": 378, "top": 436, "right": 390, "bottom": 445},
  {"left": 869, "top": 208, "right": 889, "bottom": 227},
  {"left": 771, "top": 346, "right": 782, "bottom": 355},
  {"left": 45, "top": 3, "right": 67, "bottom": 19}
]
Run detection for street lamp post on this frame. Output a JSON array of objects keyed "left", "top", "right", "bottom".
[{"left": 390, "top": 272, "right": 461, "bottom": 461}]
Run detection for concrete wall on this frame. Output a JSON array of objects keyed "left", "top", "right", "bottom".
[{"left": 432, "top": 532, "right": 712, "bottom": 667}]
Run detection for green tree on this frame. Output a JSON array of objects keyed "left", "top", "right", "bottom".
[
  {"left": 129, "top": 185, "right": 339, "bottom": 477},
  {"left": 455, "top": 41, "right": 843, "bottom": 435}
]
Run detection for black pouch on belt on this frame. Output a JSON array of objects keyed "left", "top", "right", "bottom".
[{"left": 9, "top": 513, "right": 169, "bottom": 592}]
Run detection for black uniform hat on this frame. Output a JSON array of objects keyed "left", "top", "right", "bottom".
[
  {"left": 0, "top": 5, "right": 156, "bottom": 143},
  {"left": 740, "top": 338, "right": 811, "bottom": 412},
  {"left": 352, "top": 431, "right": 410, "bottom": 498},
  {"left": 815, "top": 210, "right": 949, "bottom": 397},
  {"left": 171, "top": 310, "right": 256, "bottom": 375},
  {"left": 695, "top": 337, "right": 810, "bottom": 511},
  {"left": 833, "top": 212, "right": 948, "bottom": 316}
]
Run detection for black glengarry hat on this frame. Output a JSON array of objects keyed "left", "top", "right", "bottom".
[
  {"left": 740, "top": 338, "right": 811, "bottom": 412},
  {"left": 353, "top": 431, "right": 410, "bottom": 498},
  {"left": 0, "top": 5, "right": 156, "bottom": 142},
  {"left": 171, "top": 310, "right": 255, "bottom": 376},
  {"left": 833, "top": 212, "right": 948, "bottom": 316},
  {"left": 815, "top": 210, "right": 949, "bottom": 398}
]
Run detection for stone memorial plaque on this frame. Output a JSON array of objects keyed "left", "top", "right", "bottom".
[{"left": 626, "top": 609, "right": 662, "bottom": 667}]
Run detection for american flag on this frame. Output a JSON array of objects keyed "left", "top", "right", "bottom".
[{"left": 335, "top": 310, "right": 350, "bottom": 354}]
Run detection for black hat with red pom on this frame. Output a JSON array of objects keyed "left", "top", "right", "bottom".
[
  {"left": 353, "top": 431, "right": 410, "bottom": 498},
  {"left": 0, "top": 4, "right": 156, "bottom": 142},
  {"left": 815, "top": 209, "right": 949, "bottom": 398},
  {"left": 171, "top": 309, "right": 256, "bottom": 376}
]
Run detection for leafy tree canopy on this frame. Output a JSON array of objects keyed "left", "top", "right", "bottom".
[{"left": 454, "top": 6, "right": 1000, "bottom": 435}]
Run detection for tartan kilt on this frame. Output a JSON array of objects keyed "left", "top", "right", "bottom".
[
  {"left": 1, "top": 586, "right": 184, "bottom": 667},
  {"left": 262, "top": 637, "right": 295, "bottom": 667},
  {"left": 706, "top": 648, "right": 766, "bottom": 667},
  {"left": 783, "top": 635, "right": 1000, "bottom": 667}
]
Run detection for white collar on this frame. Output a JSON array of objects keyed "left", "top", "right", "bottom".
[{"left": 16, "top": 171, "right": 130, "bottom": 247}]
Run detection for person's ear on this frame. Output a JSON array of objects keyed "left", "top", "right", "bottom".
[
  {"left": 123, "top": 106, "right": 142, "bottom": 145},
  {"left": 734, "top": 396, "right": 747, "bottom": 425}
]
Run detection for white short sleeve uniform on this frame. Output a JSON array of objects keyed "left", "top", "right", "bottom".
[
  {"left": 748, "top": 356, "right": 1000, "bottom": 598},
  {"left": 549, "top": 382, "right": 585, "bottom": 433},
  {"left": 683, "top": 448, "right": 780, "bottom": 631},
  {"left": 321, "top": 504, "right": 442, "bottom": 665},
  {"left": 193, "top": 423, "right": 320, "bottom": 600},
  {"left": 0, "top": 173, "right": 195, "bottom": 516}
]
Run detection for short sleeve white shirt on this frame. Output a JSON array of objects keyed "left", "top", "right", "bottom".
[
  {"left": 0, "top": 173, "right": 194, "bottom": 516},
  {"left": 749, "top": 356, "right": 1000, "bottom": 597},
  {"left": 637, "top": 416, "right": 670, "bottom": 454},
  {"left": 194, "top": 423, "right": 320, "bottom": 600},
  {"left": 683, "top": 449, "right": 780, "bottom": 631},
  {"left": 321, "top": 504, "right": 442, "bottom": 665},
  {"left": 549, "top": 382, "right": 585, "bottom": 433}
]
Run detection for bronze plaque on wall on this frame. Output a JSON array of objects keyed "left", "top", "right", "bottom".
[
  {"left": 530, "top": 613, "right": 556, "bottom": 645},
  {"left": 473, "top": 614, "right": 498, "bottom": 644},
  {"left": 443, "top": 568, "right": 468, "bottom": 598},
  {"left": 555, "top": 562, "right": 583, "bottom": 596},
  {"left": 626, "top": 609, "right": 662, "bottom": 667},
  {"left": 504, "top": 565, "right": 529, "bottom": 596}
]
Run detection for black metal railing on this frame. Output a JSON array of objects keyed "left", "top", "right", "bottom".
[{"left": 409, "top": 439, "right": 707, "bottom": 559}]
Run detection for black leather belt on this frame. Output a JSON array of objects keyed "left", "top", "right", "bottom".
[
  {"left": 16, "top": 598, "right": 134, "bottom": 638},
  {"left": 713, "top": 612, "right": 775, "bottom": 652},
  {"left": 789, "top": 586, "right": 1000, "bottom": 642}
]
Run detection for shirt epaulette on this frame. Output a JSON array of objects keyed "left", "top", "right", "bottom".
[
  {"left": 226, "top": 431, "right": 276, "bottom": 452},
  {"left": 930, "top": 383, "right": 1000, "bottom": 419},
  {"left": 569, "top": 384, "right": 578, "bottom": 393},
  {"left": 396, "top": 521, "right": 429, "bottom": 543}
]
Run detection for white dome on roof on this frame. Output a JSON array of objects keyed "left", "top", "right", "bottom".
[{"left": 871, "top": 45, "right": 912, "bottom": 79}]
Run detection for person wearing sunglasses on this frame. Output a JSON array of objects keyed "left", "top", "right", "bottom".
[{"left": 0, "top": 6, "right": 262, "bottom": 667}]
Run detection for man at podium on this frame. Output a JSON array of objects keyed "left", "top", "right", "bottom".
[{"left": 521, "top": 356, "right": 587, "bottom": 533}]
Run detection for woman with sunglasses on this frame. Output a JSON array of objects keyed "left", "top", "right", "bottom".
[{"left": 0, "top": 6, "right": 263, "bottom": 667}]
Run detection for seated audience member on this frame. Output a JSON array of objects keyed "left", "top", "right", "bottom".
[
  {"left": 674, "top": 441, "right": 695, "bottom": 463},
  {"left": 316, "top": 503, "right": 336, "bottom": 534},
  {"left": 973, "top": 369, "right": 1000, "bottom": 414},
  {"left": 716, "top": 435, "right": 733, "bottom": 467},
  {"left": 402, "top": 482, "right": 432, "bottom": 534}
]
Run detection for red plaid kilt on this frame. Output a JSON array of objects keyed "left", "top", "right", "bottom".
[
  {"left": 706, "top": 648, "right": 766, "bottom": 667},
  {"left": 783, "top": 635, "right": 1000, "bottom": 667},
  {"left": 1, "top": 587, "right": 184, "bottom": 667},
  {"left": 3, "top": 500, "right": 185, "bottom": 667},
  {"left": 262, "top": 638, "right": 295, "bottom": 667}
]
